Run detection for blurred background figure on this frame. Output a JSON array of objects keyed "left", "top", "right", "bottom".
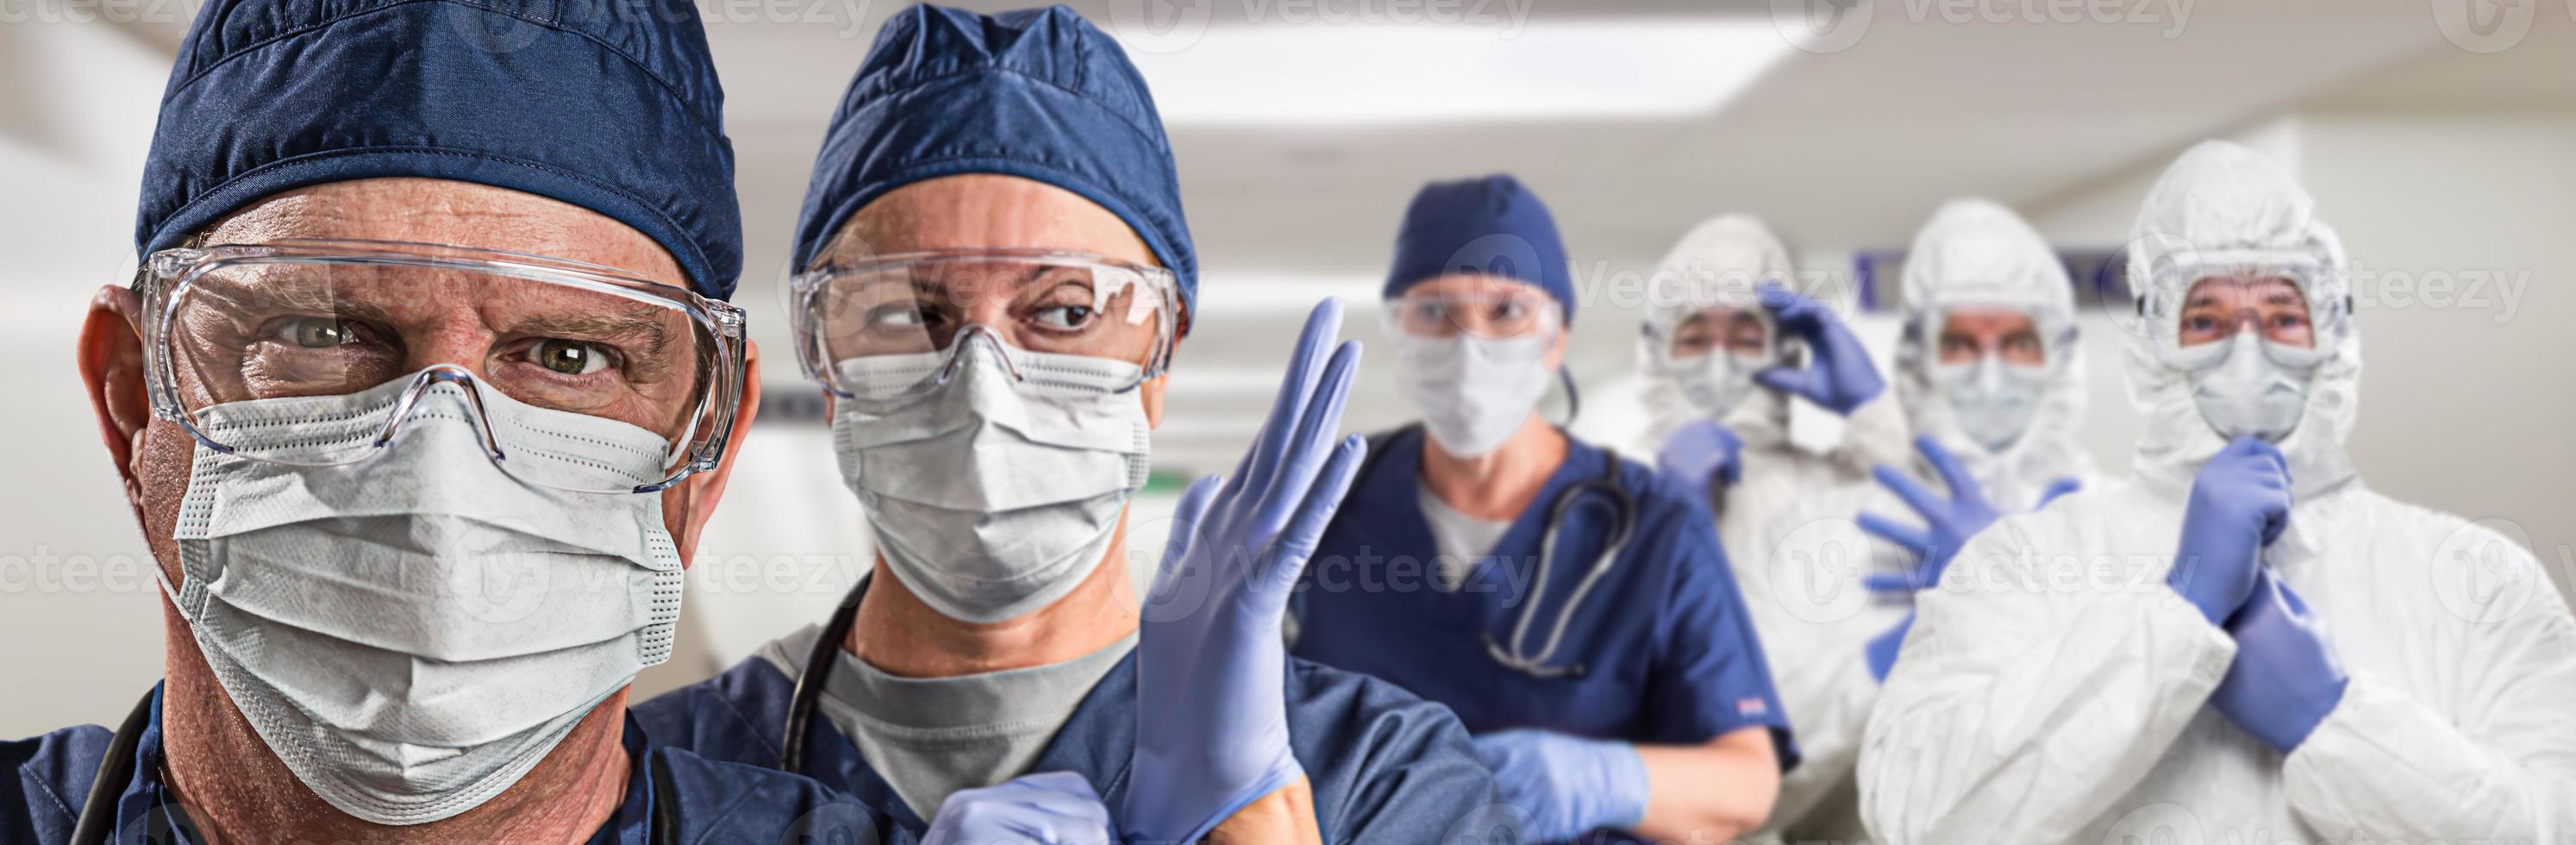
[
  {"left": 1290, "top": 174, "right": 1792, "bottom": 844},
  {"left": 1631, "top": 211, "right": 1909, "bottom": 631},
  {"left": 7, "top": 1, "right": 2574, "bottom": 764},
  {"left": 1741, "top": 197, "right": 2099, "bottom": 842},
  {"left": 1857, "top": 140, "right": 2576, "bottom": 845}
]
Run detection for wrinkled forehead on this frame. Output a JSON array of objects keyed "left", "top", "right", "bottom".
[
  {"left": 198, "top": 178, "right": 686, "bottom": 291},
  {"left": 191, "top": 260, "right": 695, "bottom": 335},
  {"left": 822, "top": 174, "right": 1155, "bottom": 270}
]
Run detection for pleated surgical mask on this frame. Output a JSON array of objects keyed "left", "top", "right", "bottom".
[
  {"left": 165, "top": 369, "right": 685, "bottom": 825},
  {"left": 831, "top": 338, "right": 1152, "bottom": 624},
  {"left": 1393, "top": 332, "right": 1555, "bottom": 459}
]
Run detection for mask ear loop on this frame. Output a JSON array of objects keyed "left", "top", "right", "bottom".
[{"left": 372, "top": 364, "right": 506, "bottom": 463}]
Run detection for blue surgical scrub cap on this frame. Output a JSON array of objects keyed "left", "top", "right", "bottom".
[
  {"left": 792, "top": 4, "right": 1197, "bottom": 316},
  {"left": 1385, "top": 174, "right": 1576, "bottom": 325},
  {"left": 137, "top": 0, "right": 743, "bottom": 298}
]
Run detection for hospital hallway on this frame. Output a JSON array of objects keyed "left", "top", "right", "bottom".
[{"left": 3, "top": 0, "right": 2573, "bottom": 741}]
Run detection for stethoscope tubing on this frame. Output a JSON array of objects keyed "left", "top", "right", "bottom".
[
  {"left": 785, "top": 579, "right": 870, "bottom": 776},
  {"left": 1480, "top": 450, "right": 1634, "bottom": 679}
]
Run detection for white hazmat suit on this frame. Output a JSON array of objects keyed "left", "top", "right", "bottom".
[
  {"left": 1856, "top": 141, "right": 2576, "bottom": 844},
  {"left": 1748, "top": 199, "right": 2101, "bottom": 842},
  {"left": 1633, "top": 214, "right": 1910, "bottom": 588}
]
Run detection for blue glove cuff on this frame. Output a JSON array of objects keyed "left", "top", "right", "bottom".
[
  {"left": 1596, "top": 740, "right": 1652, "bottom": 831},
  {"left": 2262, "top": 673, "right": 2348, "bottom": 754},
  {"left": 1125, "top": 751, "right": 1304, "bottom": 843}
]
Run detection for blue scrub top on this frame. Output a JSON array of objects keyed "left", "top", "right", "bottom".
[
  {"left": 633, "top": 581, "right": 1503, "bottom": 842},
  {"left": 0, "top": 685, "right": 874, "bottom": 845},
  {"left": 1291, "top": 428, "right": 1798, "bottom": 835}
]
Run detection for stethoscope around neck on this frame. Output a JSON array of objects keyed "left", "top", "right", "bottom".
[
  {"left": 72, "top": 689, "right": 685, "bottom": 845},
  {"left": 783, "top": 581, "right": 867, "bottom": 775},
  {"left": 776, "top": 373, "right": 1641, "bottom": 772},
  {"left": 1354, "top": 421, "right": 1639, "bottom": 681}
]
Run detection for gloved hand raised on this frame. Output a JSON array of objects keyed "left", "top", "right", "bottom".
[
  {"left": 1655, "top": 418, "right": 1742, "bottom": 507},
  {"left": 1472, "top": 729, "right": 1650, "bottom": 841},
  {"left": 2210, "top": 568, "right": 2349, "bottom": 754},
  {"left": 2169, "top": 435, "right": 2292, "bottom": 624},
  {"left": 1859, "top": 436, "right": 2002, "bottom": 597},
  {"left": 924, "top": 773, "right": 1115, "bottom": 845},
  {"left": 1753, "top": 283, "right": 1885, "bottom": 416},
  {"left": 1127, "top": 299, "right": 1366, "bottom": 844}
]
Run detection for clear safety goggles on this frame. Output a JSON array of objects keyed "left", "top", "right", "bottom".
[
  {"left": 1915, "top": 301, "right": 2076, "bottom": 372},
  {"left": 138, "top": 239, "right": 749, "bottom": 494},
  {"left": 1644, "top": 304, "right": 1780, "bottom": 373},
  {"left": 2134, "top": 257, "right": 2346, "bottom": 372},
  {"left": 1380, "top": 289, "right": 1564, "bottom": 341},
  {"left": 791, "top": 249, "right": 1178, "bottom": 399}
]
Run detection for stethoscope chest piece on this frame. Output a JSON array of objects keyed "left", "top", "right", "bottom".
[{"left": 1476, "top": 448, "right": 1636, "bottom": 680}]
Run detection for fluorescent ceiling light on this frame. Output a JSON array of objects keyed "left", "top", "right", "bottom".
[
  {"left": 1186, "top": 273, "right": 1386, "bottom": 315},
  {"left": 1124, "top": 20, "right": 1792, "bottom": 126}
]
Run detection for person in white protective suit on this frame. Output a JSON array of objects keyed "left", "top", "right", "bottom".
[
  {"left": 1856, "top": 140, "right": 2576, "bottom": 844},
  {"left": 1639, "top": 214, "right": 1912, "bottom": 593},
  {"left": 1743, "top": 198, "right": 2101, "bottom": 842}
]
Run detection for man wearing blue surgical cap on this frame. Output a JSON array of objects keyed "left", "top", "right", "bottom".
[
  {"left": 1291, "top": 174, "right": 1796, "bottom": 844},
  {"left": 634, "top": 5, "right": 1497, "bottom": 843},
  {"left": 0, "top": 0, "right": 956, "bottom": 842}
]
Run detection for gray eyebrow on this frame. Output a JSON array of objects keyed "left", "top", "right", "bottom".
[{"left": 509, "top": 310, "right": 674, "bottom": 359}]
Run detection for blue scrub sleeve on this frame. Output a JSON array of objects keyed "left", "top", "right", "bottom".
[
  {"left": 1286, "top": 662, "right": 1506, "bottom": 842},
  {"left": 1645, "top": 510, "right": 1801, "bottom": 771}
]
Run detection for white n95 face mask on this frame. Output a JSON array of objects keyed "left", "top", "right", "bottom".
[
  {"left": 2185, "top": 330, "right": 2319, "bottom": 442},
  {"left": 1673, "top": 351, "right": 1767, "bottom": 421},
  {"left": 165, "top": 371, "right": 685, "bottom": 826},
  {"left": 1929, "top": 354, "right": 2050, "bottom": 453},
  {"left": 1394, "top": 332, "right": 1554, "bottom": 459},
  {"left": 832, "top": 339, "right": 1152, "bottom": 625}
]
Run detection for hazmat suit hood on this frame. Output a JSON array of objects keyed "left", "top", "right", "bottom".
[
  {"left": 2123, "top": 140, "right": 2360, "bottom": 498},
  {"left": 1639, "top": 213, "right": 1798, "bottom": 448},
  {"left": 1894, "top": 198, "right": 2096, "bottom": 509}
]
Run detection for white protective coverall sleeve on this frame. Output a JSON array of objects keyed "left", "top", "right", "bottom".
[
  {"left": 2280, "top": 525, "right": 2576, "bottom": 842},
  {"left": 1857, "top": 508, "right": 2236, "bottom": 844},
  {"left": 1738, "top": 486, "right": 1909, "bottom": 840}
]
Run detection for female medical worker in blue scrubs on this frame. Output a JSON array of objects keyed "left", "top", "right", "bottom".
[{"left": 1291, "top": 174, "right": 1796, "bottom": 845}]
